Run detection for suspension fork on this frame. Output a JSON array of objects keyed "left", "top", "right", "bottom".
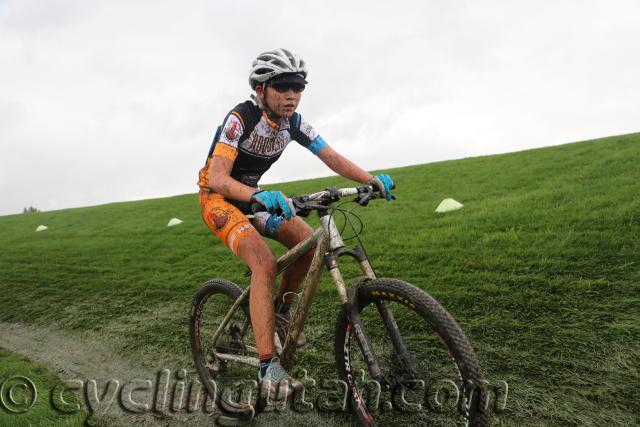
[
  {"left": 356, "top": 250, "right": 418, "bottom": 383},
  {"left": 319, "top": 210, "right": 387, "bottom": 384},
  {"left": 375, "top": 300, "right": 418, "bottom": 383},
  {"left": 326, "top": 238, "right": 417, "bottom": 387},
  {"left": 363, "top": 257, "right": 418, "bottom": 383}
]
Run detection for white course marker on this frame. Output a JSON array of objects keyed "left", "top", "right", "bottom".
[
  {"left": 167, "top": 218, "right": 183, "bottom": 227},
  {"left": 36, "top": 225, "right": 48, "bottom": 232},
  {"left": 435, "top": 199, "right": 464, "bottom": 213}
]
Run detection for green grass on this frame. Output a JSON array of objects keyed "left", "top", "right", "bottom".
[
  {"left": 1, "top": 133, "right": 639, "bottom": 425},
  {"left": 0, "top": 349, "right": 86, "bottom": 426}
]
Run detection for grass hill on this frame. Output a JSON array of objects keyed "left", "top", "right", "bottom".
[{"left": 1, "top": 133, "right": 638, "bottom": 426}]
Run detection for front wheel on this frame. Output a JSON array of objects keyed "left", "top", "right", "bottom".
[{"left": 335, "top": 278, "right": 490, "bottom": 426}]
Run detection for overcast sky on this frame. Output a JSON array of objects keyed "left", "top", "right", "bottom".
[{"left": 1, "top": 0, "right": 639, "bottom": 216}]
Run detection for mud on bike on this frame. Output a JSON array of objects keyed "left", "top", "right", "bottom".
[{"left": 190, "top": 185, "right": 490, "bottom": 426}]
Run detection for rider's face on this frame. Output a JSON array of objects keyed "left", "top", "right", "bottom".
[{"left": 257, "top": 84, "right": 302, "bottom": 118}]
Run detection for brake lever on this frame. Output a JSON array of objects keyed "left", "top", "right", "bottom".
[
  {"left": 325, "top": 186, "right": 341, "bottom": 202},
  {"left": 355, "top": 186, "right": 375, "bottom": 206},
  {"left": 292, "top": 197, "right": 313, "bottom": 217}
]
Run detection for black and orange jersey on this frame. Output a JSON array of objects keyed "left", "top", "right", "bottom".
[{"left": 198, "top": 100, "right": 328, "bottom": 192}]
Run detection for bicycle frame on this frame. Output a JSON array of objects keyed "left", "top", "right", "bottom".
[
  {"left": 198, "top": 186, "right": 488, "bottom": 426},
  {"left": 210, "top": 208, "right": 378, "bottom": 369}
]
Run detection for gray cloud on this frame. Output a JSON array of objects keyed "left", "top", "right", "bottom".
[{"left": 1, "top": 0, "right": 639, "bottom": 215}]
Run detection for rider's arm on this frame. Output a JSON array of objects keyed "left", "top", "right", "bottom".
[
  {"left": 317, "top": 145, "right": 373, "bottom": 184},
  {"left": 206, "top": 109, "right": 256, "bottom": 201},
  {"left": 291, "top": 114, "right": 372, "bottom": 184},
  {"left": 208, "top": 156, "right": 255, "bottom": 202}
]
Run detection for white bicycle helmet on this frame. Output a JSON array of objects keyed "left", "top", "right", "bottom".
[{"left": 249, "top": 48, "right": 308, "bottom": 89}]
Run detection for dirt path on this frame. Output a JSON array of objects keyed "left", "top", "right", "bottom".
[
  {"left": 0, "top": 322, "right": 341, "bottom": 426},
  {"left": 0, "top": 322, "right": 214, "bottom": 426}
]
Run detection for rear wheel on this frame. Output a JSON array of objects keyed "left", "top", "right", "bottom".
[
  {"left": 189, "top": 279, "right": 258, "bottom": 414},
  {"left": 335, "top": 278, "right": 490, "bottom": 426}
]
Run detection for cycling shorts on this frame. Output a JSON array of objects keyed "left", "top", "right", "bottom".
[
  {"left": 199, "top": 190, "right": 282, "bottom": 255},
  {"left": 199, "top": 190, "right": 257, "bottom": 255}
]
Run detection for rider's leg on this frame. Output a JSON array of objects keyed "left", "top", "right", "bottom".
[
  {"left": 273, "top": 216, "right": 315, "bottom": 305},
  {"left": 236, "top": 232, "right": 277, "bottom": 359},
  {"left": 199, "top": 191, "right": 302, "bottom": 396},
  {"left": 235, "top": 234, "right": 303, "bottom": 398},
  {"left": 199, "top": 191, "right": 278, "bottom": 362},
  {"left": 234, "top": 232, "right": 303, "bottom": 400}
]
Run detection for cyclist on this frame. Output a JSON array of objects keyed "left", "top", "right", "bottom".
[{"left": 197, "top": 48, "right": 395, "bottom": 399}]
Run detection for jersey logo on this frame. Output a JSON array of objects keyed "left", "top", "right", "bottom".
[
  {"left": 242, "top": 121, "right": 289, "bottom": 157},
  {"left": 225, "top": 121, "right": 240, "bottom": 141},
  {"left": 219, "top": 114, "right": 243, "bottom": 147}
]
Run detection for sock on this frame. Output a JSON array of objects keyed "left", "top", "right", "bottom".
[{"left": 259, "top": 354, "right": 273, "bottom": 378}]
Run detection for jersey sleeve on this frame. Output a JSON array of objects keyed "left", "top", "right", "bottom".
[
  {"left": 290, "top": 113, "right": 329, "bottom": 155},
  {"left": 213, "top": 112, "right": 244, "bottom": 161}
]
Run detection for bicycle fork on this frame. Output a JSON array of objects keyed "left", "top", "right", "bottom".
[{"left": 319, "top": 213, "right": 418, "bottom": 391}]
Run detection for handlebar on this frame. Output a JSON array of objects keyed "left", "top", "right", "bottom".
[
  {"left": 251, "top": 185, "right": 383, "bottom": 217},
  {"left": 301, "top": 185, "right": 371, "bottom": 201}
]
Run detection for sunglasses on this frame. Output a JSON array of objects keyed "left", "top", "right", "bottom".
[{"left": 269, "top": 83, "right": 306, "bottom": 93}]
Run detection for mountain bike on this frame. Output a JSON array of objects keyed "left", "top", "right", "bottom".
[{"left": 190, "top": 185, "right": 490, "bottom": 426}]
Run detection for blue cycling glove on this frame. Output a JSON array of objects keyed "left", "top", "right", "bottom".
[
  {"left": 250, "top": 190, "right": 296, "bottom": 220},
  {"left": 368, "top": 174, "right": 396, "bottom": 201}
]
